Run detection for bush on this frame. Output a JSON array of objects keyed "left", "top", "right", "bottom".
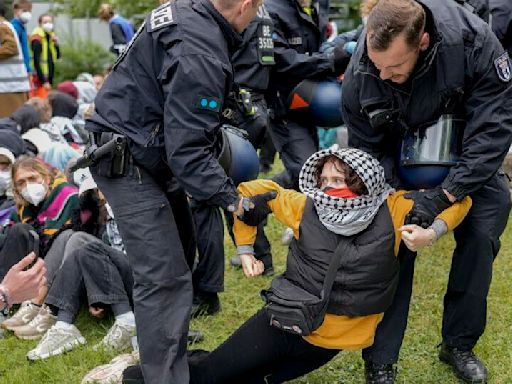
[{"left": 55, "top": 38, "right": 116, "bottom": 84}]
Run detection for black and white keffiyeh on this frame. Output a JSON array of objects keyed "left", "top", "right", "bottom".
[{"left": 299, "top": 146, "right": 394, "bottom": 236}]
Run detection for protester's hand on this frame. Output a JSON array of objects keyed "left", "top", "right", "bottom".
[
  {"left": 52, "top": 35, "right": 59, "bottom": 45},
  {"left": 399, "top": 224, "right": 436, "bottom": 252},
  {"left": 89, "top": 306, "right": 105, "bottom": 319},
  {"left": 404, "top": 187, "right": 452, "bottom": 228},
  {"left": 238, "top": 191, "right": 277, "bottom": 226},
  {"left": 43, "top": 82, "right": 52, "bottom": 91},
  {"left": 239, "top": 254, "right": 264, "bottom": 278},
  {"left": 1, "top": 253, "right": 46, "bottom": 304}
]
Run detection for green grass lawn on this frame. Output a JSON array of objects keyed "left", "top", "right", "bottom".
[{"left": 0, "top": 162, "right": 511, "bottom": 383}]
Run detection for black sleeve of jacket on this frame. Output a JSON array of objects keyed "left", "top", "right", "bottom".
[
  {"left": 162, "top": 53, "right": 238, "bottom": 209},
  {"left": 31, "top": 39, "right": 46, "bottom": 84},
  {"left": 342, "top": 63, "right": 401, "bottom": 188},
  {"left": 271, "top": 13, "right": 334, "bottom": 84},
  {"left": 441, "top": 28, "right": 512, "bottom": 199}
]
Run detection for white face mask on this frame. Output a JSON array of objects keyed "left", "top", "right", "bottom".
[
  {"left": 0, "top": 171, "right": 11, "bottom": 195},
  {"left": 42, "top": 23, "right": 53, "bottom": 33},
  {"left": 21, "top": 183, "right": 47, "bottom": 206},
  {"left": 19, "top": 11, "right": 32, "bottom": 24}
]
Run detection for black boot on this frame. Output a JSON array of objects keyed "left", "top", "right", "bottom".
[
  {"left": 439, "top": 343, "right": 487, "bottom": 383},
  {"left": 364, "top": 361, "right": 397, "bottom": 384},
  {"left": 122, "top": 364, "right": 144, "bottom": 384},
  {"left": 191, "top": 291, "right": 221, "bottom": 318}
]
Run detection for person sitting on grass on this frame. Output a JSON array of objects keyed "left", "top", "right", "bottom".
[{"left": 122, "top": 146, "right": 472, "bottom": 384}]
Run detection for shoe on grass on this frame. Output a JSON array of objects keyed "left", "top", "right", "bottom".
[
  {"left": 82, "top": 351, "right": 139, "bottom": 384},
  {"left": 14, "top": 305, "right": 56, "bottom": 340},
  {"left": 2, "top": 301, "right": 39, "bottom": 331},
  {"left": 95, "top": 321, "right": 136, "bottom": 351},
  {"left": 27, "top": 323, "right": 86, "bottom": 360}
]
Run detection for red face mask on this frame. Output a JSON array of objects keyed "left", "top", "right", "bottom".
[{"left": 324, "top": 187, "right": 359, "bottom": 199}]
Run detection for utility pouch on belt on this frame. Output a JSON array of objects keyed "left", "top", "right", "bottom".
[
  {"left": 71, "top": 133, "right": 130, "bottom": 178},
  {"left": 95, "top": 133, "right": 130, "bottom": 178},
  {"left": 261, "top": 240, "right": 349, "bottom": 336}
]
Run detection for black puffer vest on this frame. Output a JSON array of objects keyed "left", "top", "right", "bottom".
[{"left": 284, "top": 199, "right": 399, "bottom": 317}]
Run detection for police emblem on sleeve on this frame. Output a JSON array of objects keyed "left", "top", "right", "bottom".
[
  {"left": 149, "top": 3, "right": 174, "bottom": 31},
  {"left": 494, "top": 52, "right": 511, "bottom": 83}
]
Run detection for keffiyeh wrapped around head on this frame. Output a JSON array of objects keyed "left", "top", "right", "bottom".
[{"left": 299, "top": 146, "right": 394, "bottom": 236}]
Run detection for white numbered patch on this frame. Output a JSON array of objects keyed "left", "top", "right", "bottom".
[
  {"left": 494, "top": 52, "right": 511, "bottom": 83},
  {"left": 150, "top": 3, "right": 174, "bottom": 31}
]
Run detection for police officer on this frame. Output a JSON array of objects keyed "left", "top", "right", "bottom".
[
  {"left": 85, "top": 0, "right": 265, "bottom": 382},
  {"left": 490, "top": 0, "right": 512, "bottom": 55},
  {"left": 342, "top": 1, "right": 512, "bottom": 383},
  {"left": 265, "top": 0, "right": 350, "bottom": 191},
  {"left": 191, "top": 3, "right": 276, "bottom": 317}
]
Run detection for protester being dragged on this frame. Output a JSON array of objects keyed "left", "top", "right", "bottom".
[{"left": 178, "top": 147, "right": 472, "bottom": 384}]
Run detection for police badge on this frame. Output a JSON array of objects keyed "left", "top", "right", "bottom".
[{"left": 494, "top": 52, "right": 511, "bottom": 83}]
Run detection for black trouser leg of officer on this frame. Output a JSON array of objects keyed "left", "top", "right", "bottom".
[
  {"left": 191, "top": 201, "right": 225, "bottom": 295},
  {"left": 362, "top": 173, "right": 511, "bottom": 366},
  {"left": 259, "top": 130, "right": 277, "bottom": 172},
  {"left": 91, "top": 147, "right": 194, "bottom": 384},
  {"left": 268, "top": 118, "right": 318, "bottom": 191}
]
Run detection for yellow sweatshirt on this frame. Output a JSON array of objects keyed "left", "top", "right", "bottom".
[{"left": 234, "top": 179, "right": 472, "bottom": 350}]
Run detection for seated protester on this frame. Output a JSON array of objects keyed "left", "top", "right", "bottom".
[
  {"left": 176, "top": 147, "right": 472, "bottom": 384},
  {"left": 26, "top": 191, "right": 136, "bottom": 360},
  {"left": 41, "top": 143, "right": 80, "bottom": 172},
  {"left": 0, "top": 103, "right": 41, "bottom": 135},
  {"left": 0, "top": 157, "right": 79, "bottom": 335},
  {"left": 40, "top": 91, "right": 83, "bottom": 146},
  {"left": 22, "top": 128, "right": 54, "bottom": 158},
  {"left": 0, "top": 130, "right": 26, "bottom": 158},
  {"left": 0, "top": 148, "right": 16, "bottom": 227}
]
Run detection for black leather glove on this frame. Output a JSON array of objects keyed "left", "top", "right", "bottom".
[
  {"left": 239, "top": 191, "right": 277, "bottom": 226},
  {"left": 404, "top": 187, "right": 452, "bottom": 228},
  {"left": 332, "top": 45, "right": 351, "bottom": 75}
]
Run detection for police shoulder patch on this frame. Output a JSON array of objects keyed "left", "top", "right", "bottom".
[
  {"left": 148, "top": 3, "right": 174, "bottom": 32},
  {"left": 494, "top": 52, "right": 511, "bottom": 83}
]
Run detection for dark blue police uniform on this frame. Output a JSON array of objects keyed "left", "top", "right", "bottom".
[
  {"left": 191, "top": 5, "right": 276, "bottom": 304},
  {"left": 86, "top": 1, "right": 241, "bottom": 382},
  {"left": 265, "top": 0, "right": 335, "bottom": 190},
  {"left": 343, "top": 0, "right": 512, "bottom": 369},
  {"left": 490, "top": 0, "right": 512, "bottom": 55}
]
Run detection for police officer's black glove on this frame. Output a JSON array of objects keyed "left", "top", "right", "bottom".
[
  {"left": 239, "top": 191, "right": 278, "bottom": 227},
  {"left": 331, "top": 45, "right": 351, "bottom": 76},
  {"left": 404, "top": 187, "right": 452, "bottom": 228}
]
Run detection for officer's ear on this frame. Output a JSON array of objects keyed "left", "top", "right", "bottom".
[{"left": 419, "top": 32, "right": 429, "bottom": 52}]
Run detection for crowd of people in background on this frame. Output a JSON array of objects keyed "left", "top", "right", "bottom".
[{"left": 0, "top": 0, "right": 511, "bottom": 384}]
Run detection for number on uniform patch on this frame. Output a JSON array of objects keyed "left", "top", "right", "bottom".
[
  {"left": 494, "top": 52, "right": 511, "bottom": 83},
  {"left": 150, "top": 3, "right": 174, "bottom": 31}
]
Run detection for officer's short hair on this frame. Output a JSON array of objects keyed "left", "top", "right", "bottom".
[
  {"left": 13, "top": 0, "right": 32, "bottom": 10},
  {"left": 216, "top": 0, "right": 259, "bottom": 10},
  {"left": 366, "top": 0, "right": 425, "bottom": 51}
]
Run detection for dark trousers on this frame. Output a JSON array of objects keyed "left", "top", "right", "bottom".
[
  {"left": 268, "top": 118, "right": 318, "bottom": 191},
  {"left": 259, "top": 129, "right": 277, "bottom": 168},
  {"left": 0, "top": 224, "right": 75, "bottom": 285},
  {"left": 46, "top": 234, "right": 133, "bottom": 323},
  {"left": 189, "top": 309, "right": 339, "bottom": 384},
  {"left": 91, "top": 160, "right": 195, "bottom": 384},
  {"left": 363, "top": 173, "right": 511, "bottom": 364}
]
